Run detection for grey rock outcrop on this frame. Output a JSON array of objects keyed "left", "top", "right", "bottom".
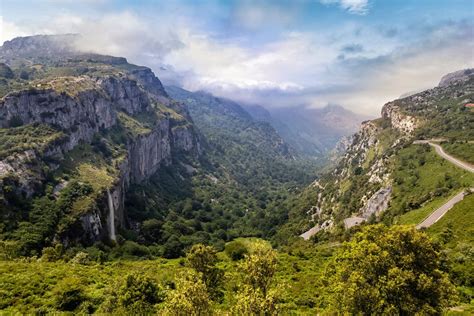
[
  {"left": 360, "top": 187, "right": 391, "bottom": 218},
  {"left": 381, "top": 103, "right": 418, "bottom": 134},
  {"left": 0, "top": 72, "right": 200, "bottom": 242},
  {"left": 438, "top": 69, "right": 474, "bottom": 87}
]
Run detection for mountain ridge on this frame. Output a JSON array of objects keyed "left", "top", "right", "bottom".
[{"left": 243, "top": 103, "right": 371, "bottom": 156}]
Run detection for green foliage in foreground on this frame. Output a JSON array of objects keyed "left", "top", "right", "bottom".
[
  {"left": 427, "top": 193, "right": 474, "bottom": 308},
  {"left": 323, "top": 225, "right": 457, "bottom": 315},
  {"left": 1, "top": 225, "right": 469, "bottom": 314}
]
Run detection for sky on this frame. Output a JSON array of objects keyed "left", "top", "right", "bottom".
[{"left": 1, "top": 0, "right": 473, "bottom": 115}]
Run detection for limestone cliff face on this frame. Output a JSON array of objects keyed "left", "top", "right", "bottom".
[
  {"left": 129, "top": 120, "right": 171, "bottom": 183},
  {"left": 335, "top": 121, "right": 379, "bottom": 178},
  {"left": 0, "top": 72, "right": 200, "bottom": 242},
  {"left": 129, "top": 67, "right": 168, "bottom": 99},
  {"left": 381, "top": 103, "right": 418, "bottom": 134},
  {"left": 97, "top": 76, "right": 152, "bottom": 115}
]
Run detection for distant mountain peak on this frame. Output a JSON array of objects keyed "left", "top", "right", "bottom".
[
  {"left": 438, "top": 68, "right": 474, "bottom": 87},
  {"left": 1, "top": 34, "right": 80, "bottom": 58}
]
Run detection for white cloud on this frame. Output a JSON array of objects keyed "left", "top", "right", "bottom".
[
  {"left": 320, "top": 0, "right": 370, "bottom": 15},
  {"left": 0, "top": 16, "right": 28, "bottom": 44},
  {"left": 1, "top": 12, "right": 472, "bottom": 116}
]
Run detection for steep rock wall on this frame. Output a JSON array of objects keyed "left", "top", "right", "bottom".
[
  {"left": 381, "top": 103, "right": 418, "bottom": 134},
  {"left": 0, "top": 74, "right": 200, "bottom": 243}
]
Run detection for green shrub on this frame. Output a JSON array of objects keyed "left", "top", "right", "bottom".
[
  {"left": 70, "top": 251, "right": 90, "bottom": 265},
  {"left": 40, "top": 245, "right": 62, "bottom": 262},
  {"left": 0, "top": 240, "right": 21, "bottom": 259},
  {"left": 52, "top": 277, "right": 86, "bottom": 311},
  {"left": 118, "top": 273, "right": 164, "bottom": 311},
  {"left": 120, "top": 241, "right": 151, "bottom": 258},
  {"left": 225, "top": 240, "right": 248, "bottom": 261}
]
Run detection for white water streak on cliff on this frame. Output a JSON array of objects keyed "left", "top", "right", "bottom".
[{"left": 107, "top": 189, "right": 116, "bottom": 241}]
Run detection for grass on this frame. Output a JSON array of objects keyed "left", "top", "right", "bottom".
[
  {"left": 75, "top": 164, "right": 114, "bottom": 192},
  {"left": 44, "top": 76, "right": 100, "bottom": 97},
  {"left": 427, "top": 193, "right": 474, "bottom": 247},
  {"left": 442, "top": 142, "right": 474, "bottom": 165},
  {"left": 117, "top": 112, "right": 152, "bottom": 136},
  {"left": 57, "top": 144, "right": 115, "bottom": 187},
  {"left": 0, "top": 238, "right": 334, "bottom": 314},
  {"left": 427, "top": 194, "right": 474, "bottom": 312},
  {"left": 0, "top": 124, "right": 66, "bottom": 159},
  {"left": 0, "top": 258, "right": 181, "bottom": 313},
  {"left": 55, "top": 143, "right": 116, "bottom": 215},
  {"left": 387, "top": 144, "right": 474, "bottom": 219},
  {"left": 362, "top": 146, "right": 376, "bottom": 169},
  {"left": 155, "top": 103, "right": 186, "bottom": 121},
  {"left": 395, "top": 190, "right": 464, "bottom": 225}
]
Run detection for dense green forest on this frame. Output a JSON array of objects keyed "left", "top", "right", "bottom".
[{"left": 2, "top": 215, "right": 471, "bottom": 314}]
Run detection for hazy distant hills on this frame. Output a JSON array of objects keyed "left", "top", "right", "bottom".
[{"left": 243, "top": 103, "right": 371, "bottom": 156}]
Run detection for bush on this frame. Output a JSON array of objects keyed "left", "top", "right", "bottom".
[
  {"left": 53, "top": 277, "right": 86, "bottom": 311},
  {"left": 70, "top": 252, "right": 90, "bottom": 265},
  {"left": 120, "top": 241, "right": 151, "bottom": 258},
  {"left": 118, "top": 273, "right": 164, "bottom": 311},
  {"left": 323, "top": 225, "right": 457, "bottom": 315},
  {"left": 0, "top": 240, "right": 21, "bottom": 259},
  {"left": 225, "top": 240, "right": 248, "bottom": 261},
  {"left": 40, "top": 244, "right": 63, "bottom": 262},
  {"left": 186, "top": 244, "right": 223, "bottom": 300},
  {"left": 165, "top": 270, "right": 212, "bottom": 315}
]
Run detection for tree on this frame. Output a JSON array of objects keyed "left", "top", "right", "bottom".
[
  {"left": 233, "top": 241, "right": 279, "bottom": 315},
  {"left": 233, "top": 285, "right": 278, "bottom": 316},
  {"left": 52, "top": 277, "right": 86, "bottom": 311},
  {"left": 163, "top": 235, "right": 184, "bottom": 258},
  {"left": 241, "top": 242, "right": 277, "bottom": 297},
  {"left": 323, "top": 224, "right": 457, "bottom": 315},
  {"left": 225, "top": 240, "right": 248, "bottom": 261},
  {"left": 141, "top": 218, "right": 162, "bottom": 243},
  {"left": 118, "top": 273, "right": 163, "bottom": 312},
  {"left": 186, "top": 244, "right": 223, "bottom": 300},
  {"left": 165, "top": 270, "right": 212, "bottom": 315}
]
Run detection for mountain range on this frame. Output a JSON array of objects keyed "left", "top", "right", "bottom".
[{"left": 243, "top": 103, "right": 371, "bottom": 156}]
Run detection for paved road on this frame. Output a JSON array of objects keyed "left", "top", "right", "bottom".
[
  {"left": 300, "top": 225, "right": 321, "bottom": 240},
  {"left": 416, "top": 190, "right": 470, "bottom": 229},
  {"left": 413, "top": 140, "right": 474, "bottom": 173},
  {"left": 302, "top": 140, "right": 473, "bottom": 237},
  {"left": 413, "top": 140, "right": 473, "bottom": 228}
]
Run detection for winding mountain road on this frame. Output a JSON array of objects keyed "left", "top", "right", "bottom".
[
  {"left": 416, "top": 190, "right": 471, "bottom": 229},
  {"left": 413, "top": 140, "right": 474, "bottom": 173},
  {"left": 300, "top": 225, "right": 321, "bottom": 240},
  {"left": 300, "top": 140, "right": 473, "bottom": 238},
  {"left": 414, "top": 140, "right": 473, "bottom": 228}
]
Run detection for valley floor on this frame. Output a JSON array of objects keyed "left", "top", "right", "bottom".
[{"left": 2, "top": 188, "right": 473, "bottom": 315}]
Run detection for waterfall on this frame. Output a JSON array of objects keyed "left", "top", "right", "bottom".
[{"left": 107, "top": 189, "right": 116, "bottom": 241}]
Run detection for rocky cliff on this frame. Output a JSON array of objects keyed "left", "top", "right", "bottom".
[
  {"left": 0, "top": 39, "right": 201, "bottom": 247},
  {"left": 381, "top": 103, "right": 418, "bottom": 134}
]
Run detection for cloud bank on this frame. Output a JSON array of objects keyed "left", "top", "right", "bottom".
[{"left": 1, "top": 1, "right": 473, "bottom": 116}]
